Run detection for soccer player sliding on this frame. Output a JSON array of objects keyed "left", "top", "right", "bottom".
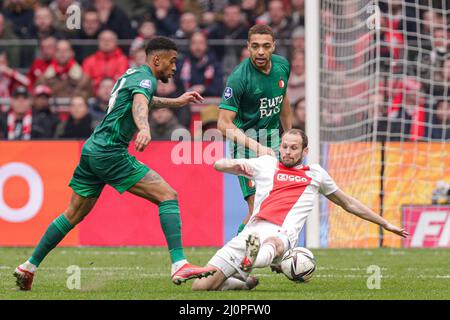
[
  {"left": 13, "top": 37, "right": 216, "bottom": 291},
  {"left": 192, "top": 129, "right": 408, "bottom": 291}
]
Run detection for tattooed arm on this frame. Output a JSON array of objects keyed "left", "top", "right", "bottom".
[
  {"left": 132, "top": 93, "right": 151, "bottom": 152},
  {"left": 150, "top": 91, "right": 204, "bottom": 109}
]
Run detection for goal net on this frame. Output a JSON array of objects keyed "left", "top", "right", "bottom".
[{"left": 318, "top": 0, "right": 449, "bottom": 248}]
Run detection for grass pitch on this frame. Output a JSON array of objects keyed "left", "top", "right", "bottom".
[{"left": 0, "top": 247, "right": 448, "bottom": 300}]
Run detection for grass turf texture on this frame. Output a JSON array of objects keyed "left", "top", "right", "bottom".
[{"left": 0, "top": 247, "right": 449, "bottom": 300}]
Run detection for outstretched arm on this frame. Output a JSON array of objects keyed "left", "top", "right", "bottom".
[
  {"left": 326, "top": 189, "right": 409, "bottom": 238},
  {"left": 214, "top": 159, "right": 254, "bottom": 177},
  {"left": 132, "top": 93, "right": 151, "bottom": 152},
  {"left": 217, "top": 109, "right": 275, "bottom": 157},
  {"left": 150, "top": 91, "right": 204, "bottom": 108}
]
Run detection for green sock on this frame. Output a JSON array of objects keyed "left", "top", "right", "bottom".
[
  {"left": 29, "top": 214, "right": 73, "bottom": 267},
  {"left": 158, "top": 200, "right": 186, "bottom": 264},
  {"left": 237, "top": 223, "right": 246, "bottom": 235}
]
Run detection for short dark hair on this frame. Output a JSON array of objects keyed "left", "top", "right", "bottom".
[
  {"left": 248, "top": 24, "right": 275, "bottom": 42},
  {"left": 145, "top": 37, "right": 178, "bottom": 55},
  {"left": 282, "top": 129, "right": 308, "bottom": 150}
]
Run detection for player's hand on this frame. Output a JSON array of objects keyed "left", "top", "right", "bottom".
[
  {"left": 383, "top": 223, "right": 409, "bottom": 238},
  {"left": 257, "top": 145, "right": 276, "bottom": 158},
  {"left": 236, "top": 162, "right": 254, "bottom": 177},
  {"left": 177, "top": 91, "right": 204, "bottom": 106},
  {"left": 135, "top": 129, "right": 151, "bottom": 152}
]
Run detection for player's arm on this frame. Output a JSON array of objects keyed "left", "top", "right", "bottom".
[
  {"left": 326, "top": 189, "right": 409, "bottom": 238},
  {"left": 213, "top": 158, "right": 254, "bottom": 177},
  {"left": 280, "top": 94, "right": 292, "bottom": 132},
  {"left": 132, "top": 93, "right": 151, "bottom": 152},
  {"left": 217, "top": 109, "right": 275, "bottom": 157},
  {"left": 150, "top": 92, "right": 204, "bottom": 108}
]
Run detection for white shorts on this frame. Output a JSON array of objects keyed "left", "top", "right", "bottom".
[{"left": 208, "top": 219, "right": 296, "bottom": 278}]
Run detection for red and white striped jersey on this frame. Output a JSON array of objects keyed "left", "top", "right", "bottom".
[{"left": 236, "top": 155, "right": 338, "bottom": 235}]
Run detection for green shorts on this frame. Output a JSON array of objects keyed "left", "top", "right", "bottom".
[
  {"left": 238, "top": 176, "right": 256, "bottom": 199},
  {"left": 69, "top": 153, "right": 150, "bottom": 198}
]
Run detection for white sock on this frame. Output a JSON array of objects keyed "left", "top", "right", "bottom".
[
  {"left": 21, "top": 260, "right": 37, "bottom": 273},
  {"left": 171, "top": 259, "right": 188, "bottom": 274},
  {"left": 253, "top": 243, "right": 276, "bottom": 268},
  {"left": 219, "top": 276, "right": 249, "bottom": 291}
]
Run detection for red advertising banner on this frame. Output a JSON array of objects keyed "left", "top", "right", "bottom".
[
  {"left": 0, "top": 141, "right": 80, "bottom": 246},
  {"left": 79, "top": 141, "right": 224, "bottom": 246},
  {"left": 0, "top": 141, "right": 224, "bottom": 247},
  {"left": 402, "top": 205, "right": 450, "bottom": 248}
]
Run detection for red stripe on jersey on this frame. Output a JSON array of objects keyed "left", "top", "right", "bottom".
[{"left": 256, "top": 163, "right": 312, "bottom": 226}]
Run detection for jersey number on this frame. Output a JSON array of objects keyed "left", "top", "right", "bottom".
[{"left": 107, "top": 78, "right": 127, "bottom": 114}]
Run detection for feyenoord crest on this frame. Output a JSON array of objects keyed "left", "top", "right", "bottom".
[{"left": 278, "top": 79, "right": 285, "bottom": 88}]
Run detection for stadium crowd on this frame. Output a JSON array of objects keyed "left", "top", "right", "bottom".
[{"left": 0, "top": 0, "right": 448, "bottom": 141}]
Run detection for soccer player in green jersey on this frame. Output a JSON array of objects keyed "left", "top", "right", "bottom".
[
  {"left": 13, "top": 37, "right": 216, "bottom": 290},
  {"left": 217, "top": 25, "right": 293, "bottom": 233}
]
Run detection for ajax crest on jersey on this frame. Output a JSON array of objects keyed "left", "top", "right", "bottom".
[
  {"left": 278, "top": 79, "right": 285, "bottom": 88},
  {"left": 280, "top": 247, "right": 316, "bottom": 282},
  {"left": 139, "top": 79, "right": 152, "bottom": 89},
  {"left": 224, "top": 87, "right": 233, "bottom": 100}
]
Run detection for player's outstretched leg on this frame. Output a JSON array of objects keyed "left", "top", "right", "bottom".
[
  {"left": 240, "top": 232, "right": 261, "bottom": 272},
  {"left": 128, "top": 170, "right": 216, "bottom": 285},
  {"left": 14, "top": 192, "right": 98, "bottom": 291},
  {"left": 253, "top": 237, "right": 286, "bottom": 270}
]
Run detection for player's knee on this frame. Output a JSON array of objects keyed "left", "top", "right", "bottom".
[
  {"left": 63, "top": 209, "right": 84, "bottom": 226},
  {"left": 160, "top": 187, "right": 178, "bottom": 202},
  {"left": 266, "top": 237, "right": 285, "bottom": 257}
]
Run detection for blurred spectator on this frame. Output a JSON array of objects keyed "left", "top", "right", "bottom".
[
  {"left": 432, "top": 57, "right": 450, "bottom": 97},
  {"left": 0, "top": 86, "right": 54, "bottom": 140},
  {"left": 27, "top": 6, "right": 62, "bottom": 39},
  {"left": 240, "top": 46, "right": 250, "bottom": 61},
  {"left": 257, "top": 0, "right": 292, "bottom": 39},
  {"left": 89, "top": 77, "right": 114, "bottom": 127},
  {"left": 287, "top": 50, "right": 305, "bottom": 104},
  {"left": 150, "top": 107, "right": 185, "bottom": 141},
  {"left": 178, "top": 32, "right": 223, "bottom": 97},
  {"left": 208, "top": 4, "right": 248, "bottom": 61},
  {"left": 241, "top": 0, "right": 266, "bottom": 26},
  {"left": 292, "top": 97, "right": 305, "bottom": 131},
  {"left": 181, "top": 0, "right": 228, "bottom": 28},
  {"left": 27, "top": 36, "right": 57, "bottom": 89},
  {"left": 36, "top": 40, "right": 92, "bottom": 98},
  {"left": 73, "top": 9, "right": 103, "bottom": 63},
  {"left": 49, "top": 0, "right": 79, "bottom": 35},
  {"left": 290, "top": 26, "right": 305, "bottom": 53},
  {"left": 82, "top": 30, "right": 128, "bottom": 94},
  {"left": 1, "top": 0, "right": 35, "bottom": 39},
  {"left": 129, "top": 47, "right": 147, "bottom": 68},
  {"left": 145, "top": 0, "right": 180, "bottom": 37},
  {"left": 0, "top": 51, "right": 30, "bottom": 103},
  {"left": 430, "top": 99, "right": 450, "bottom": 140},
  {"left": 290, "top": 0, "right": 304, "bottom": 28},
  {"left": 386, "top": 78, "right": 427, "bottom": 141},
  {"left": 379, "top": 0, "right": 418, "bottom": 43},
  {"left": 55, "top": 95, "right": 93, "bottom": 139},
  {"left": 156, "top": 77, "right": 191, "bottom": 129},
  {"left": 129, "top": 21, "right": 156, "bottom": 56},
  {"left": 174, "top": 12, "right": 199, "bottom": 42},
  {"left": 94, "top": 0, "right": 135, "bottom": 39},
  {"left": 32, "top": 84, "right": 59, "bottom": 137},
  {"left": 0, "top": 12, "right": 20, "bottom": 68}
]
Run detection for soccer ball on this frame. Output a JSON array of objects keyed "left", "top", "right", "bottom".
[{"left": 280, "top": 247, "right": 316, "bottom": 283}]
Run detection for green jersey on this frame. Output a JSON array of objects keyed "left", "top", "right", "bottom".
[
  {"left": 219, "top": 54, "right": 291, "bottom": 158},
  {"left": 83, "top": 65, "right": 157, "bottom": 156}
]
